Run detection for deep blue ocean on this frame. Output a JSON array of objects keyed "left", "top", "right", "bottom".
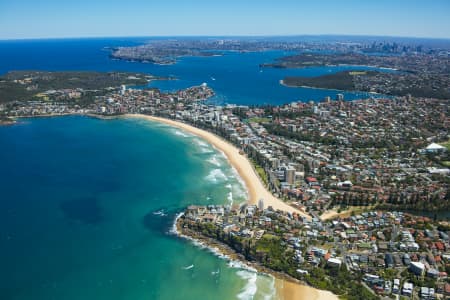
[
  {"left": 0, "top": 37, "right": 388, "bottom": 105},
  {"left": 0, "top": 37, "right": 389, "bottom": 300},
  {"left": 0, "top": 116, "right": 280, "bottom": 300}
]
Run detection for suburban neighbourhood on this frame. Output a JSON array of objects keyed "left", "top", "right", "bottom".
[{"left": 1, "top": 70, "right": 449, "bottom": 299}]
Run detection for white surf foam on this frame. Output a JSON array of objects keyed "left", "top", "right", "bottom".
[
  {"left": 207, "top": 155, "right": 222, "bottom": 167},
  {"left": 228, "top": 260, "right": 257, "bottom": 273},
  {"left": 228, "top": 166, "right": 249, "bottom": 201},
  {"left": 192, "top": 138, "right": 214, "bottom": 153},
  {"left": 233, "top": 184, "right": 248, "bottom": 202},
  {"left": 169, "top": 212, "right": 184, "bottom": 235},
  {"left": 152, "top": 209, "right": 167, "bottom": 217},
  {"left": 227, "top": 191, "right": 234, "bottom": 206},
  {"left": 172, "top": 129, "right": 192, "bottom": 138},
  {"left": 205, "top": 168, "right": 228, "bottom": 183},
  {"left": 237, "top": 270, "right": 258, "bottom": 300},
  {"left": 172, "top": 215, "right": 263, "bottom": 300},
  {"left": 194, "top": 139, "right": 209, "bottom": 148},
  {"left": 263, "top": 276, "right": 276, "bottom": 300}
]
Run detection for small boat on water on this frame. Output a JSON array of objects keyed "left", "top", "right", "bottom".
[
  {"left": 211, "top": 269, "right": 220, "bottom": 275},
  {"left": 152, "top": 209, "right": 167, "bottom": 217}
]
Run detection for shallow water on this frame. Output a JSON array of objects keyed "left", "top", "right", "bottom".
[{"left": 0, "top": 116, "right": 274, "bottom": 300}]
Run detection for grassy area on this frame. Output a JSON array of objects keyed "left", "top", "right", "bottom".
[
  {"left": 255, "top": 234, "right": 279, "bottom": 252},
  {"left": 252, "top": 160, "right": 269, "bottom": 186},
  {"left": 440, "top": 140, "right": 450, "bottom": 152}
]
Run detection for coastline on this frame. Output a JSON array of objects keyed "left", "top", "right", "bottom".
[
  {"left": 280, "top": 79, "right": 379, "bottom": 95},
  {"left": 126, "top": 114, "right": 337, "bottom": 299},
  {"left": 8, "top": 113, "right": 335, "bottom": 299},
  {"left": 126, "top": 114, "right": 310, "bottom": 219},
  {"left": 280, "top": 79, "right": 349, "bottom": 93},
  {"left": 174, "top": 214, "right": 338, "bottom": 300},
  {"left": 275, "top": 278, "right": 338, "bottom": 300}
]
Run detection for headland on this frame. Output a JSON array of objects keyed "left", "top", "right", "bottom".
[
  {"left": 173, "top": 208, "right": 337, "bottom": 300},
  {"left": 125, "top": 114, "right": 336, "bottom": 299}
]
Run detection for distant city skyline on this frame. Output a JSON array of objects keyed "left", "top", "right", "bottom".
[{"left": 1, "top": 0, "right": 450, "bottom": 40}]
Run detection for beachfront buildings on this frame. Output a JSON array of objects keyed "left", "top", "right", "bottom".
[
  {"left": 5, "top": 83, "right": 448, "bottom": 219},
  {"left": 179, "top": 203, "right": 450, "bottom": 299}
]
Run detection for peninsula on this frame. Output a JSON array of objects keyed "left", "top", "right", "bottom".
[
  {"left": 1, "top": 64, "right": 449, "bottom": 299},
  {"left": 282, "top": 70, "right": 374, "bottom": 92},
  {"left": 110, "top": 38, "right": 450, "bottom": 99},
  {"left": 265, "top": 52, "right": 450, "bottom": 99},
  {"left": 0, "top": 71, "right": 152, "bottom": 103}
]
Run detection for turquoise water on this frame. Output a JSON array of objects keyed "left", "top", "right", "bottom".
[
  {"left": 0, "top": 38, "right": 395, "bottom": 300},
  {"left": 0, "top": 116, "right": 275, "bottom": 300}
]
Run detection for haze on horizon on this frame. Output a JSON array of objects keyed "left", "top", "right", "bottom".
[{"left": 0, "top": 0, "right": 449, "bottom": 40}]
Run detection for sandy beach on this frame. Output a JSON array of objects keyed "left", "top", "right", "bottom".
[
  {"left": 176, "top": 215, "right": 338, "bottom": 300},
  {"left": 276, "top": 279, "right": 338, "bottom": 300},
  {"left": 127, "top": 114, "right": 338, "bottom": 299},
  {"left": 127, "top": 114, "right": 310, "bottom": 219}
]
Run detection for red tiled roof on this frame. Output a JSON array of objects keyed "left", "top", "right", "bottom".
[
  {"left": 306, "top": 177, "right": 318, "bottom": 182},
  {"left": 435, "top": 242, "right": 445, "bottom": 251}
]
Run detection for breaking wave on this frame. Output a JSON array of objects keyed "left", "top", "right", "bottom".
[
  {"left": 192, "top": 138, "right": 214, "bottom": 153},
  {"left": 172, "top": 214, "right": 274, "bottom": 300},
  {"left": 172, "top": 129, "right": 192, "bottom": 138},
  {"left": 205, "top": 168, "right": 228, "bottom": 183},
  {"left": 236, "top": 270, "right": 258, "bottom": 300},
  {"left": 207, "top": 155, "right": 222, "bottom": 167}
]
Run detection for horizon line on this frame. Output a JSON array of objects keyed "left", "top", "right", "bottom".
[{"left": 1, "top": 33, "right": 450, "bottom": 42}]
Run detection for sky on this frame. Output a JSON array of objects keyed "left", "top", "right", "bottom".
[{"left": 1, "top": 0, "right": 449, "bottom": 39}]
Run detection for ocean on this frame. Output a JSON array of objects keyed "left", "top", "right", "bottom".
[
  {"left": 0, "top": 116, "right": 279, "bottom": 300},
  {"left": 0, "top": 37, "right": 388, "bottom": 299}
]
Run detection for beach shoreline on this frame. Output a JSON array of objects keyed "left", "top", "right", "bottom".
[
  {"left": 9, "top": 113, "right": 335, "bottom": 299},
  {"left": 126, "top": 114, "right": 310, "bottom": 219},
  {"left": 126, "top": 114, "right": 339, "bottom": 299},
  {"left": 275, "top": 278, "right": 338, "bottom": 300},
  {"left": 174, "top": 213, "right": 338, "bottom": 300}
]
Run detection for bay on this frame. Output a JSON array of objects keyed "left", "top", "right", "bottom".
[
  {"left": 0, "top": 116, "right": 276, "bottom": 300},
  {"left": 0, "top": 37, "right": 389, "bottom": 105},
  {"left": 0, "top": 37, "right": 389, "bottom": 299}
]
